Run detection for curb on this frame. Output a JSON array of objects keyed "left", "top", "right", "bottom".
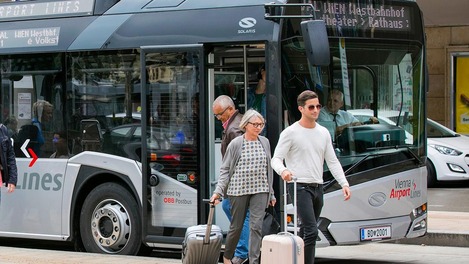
[
  {"left": 394, "top": 231, "right": 469, "bottom": 247},
  {"left": 392, "top": 211, "right": 469, "bottom": 247}
]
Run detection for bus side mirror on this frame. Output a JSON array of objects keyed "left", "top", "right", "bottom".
[{"left": 301, "top": 20, "right": 330, "bottom": 66}]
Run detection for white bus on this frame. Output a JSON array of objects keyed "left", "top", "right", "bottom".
[{"left": 0, "top": 0, "right": 427, "bottom": 255}]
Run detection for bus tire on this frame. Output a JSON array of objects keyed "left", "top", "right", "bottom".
[
  {"left": 426, "top": 159, "right": 438, "bottom": 188},
  {"left": 80, "top": 182, "right": 142, "bottom": 255}
]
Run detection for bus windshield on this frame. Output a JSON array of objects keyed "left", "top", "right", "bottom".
[{"left": 281, "top": 37, "right": 425, "bottom": 174}]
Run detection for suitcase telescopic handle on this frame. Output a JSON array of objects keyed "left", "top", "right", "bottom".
[
  {"left": 202, "top": 198, "right": 217, "bottom": 244},
  {"left": 283, "top": 177, "right": 298, "bottom": 236}
]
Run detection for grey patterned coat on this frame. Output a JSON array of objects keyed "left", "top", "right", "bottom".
[{"left": 214, "top": 135, "right": 276, "bottom": 208}]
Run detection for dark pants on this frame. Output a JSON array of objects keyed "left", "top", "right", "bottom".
[{"left": 289, "top": 183, "right": 324, "bottom": 264}]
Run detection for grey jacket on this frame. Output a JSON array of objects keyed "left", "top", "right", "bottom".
[{"left": 214, "top": 135, "right": 276, "bottom": 207}]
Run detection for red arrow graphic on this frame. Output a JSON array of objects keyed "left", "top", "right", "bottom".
[{"left": 28, "top": 148, "right": 38, "bottom": 167}]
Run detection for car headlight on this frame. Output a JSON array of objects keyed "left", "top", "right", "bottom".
[{"left": 429, "top": 144, "right": 462, "bottom": 156}]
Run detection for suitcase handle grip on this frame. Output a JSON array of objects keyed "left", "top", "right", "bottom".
[
  {"left": 202, "top": 198, "right": 214, "bottom": 204},
  {"left": 202, "top": 198, "right": 222, "bottom": 204}
]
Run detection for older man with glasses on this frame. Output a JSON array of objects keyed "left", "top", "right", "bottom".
[{"left": 212, "top": 95, "right": 249, "bottom": 264}]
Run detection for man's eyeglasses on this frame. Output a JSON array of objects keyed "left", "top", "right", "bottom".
[
  {"left": 214, "top": 107, "right": 229, "bottom": 118},
  {"left": 305, "top": 104, "right": 322, "bottom": 111},
  {"left": 248, "top": 122, "right": 265, "bottom": 128}
]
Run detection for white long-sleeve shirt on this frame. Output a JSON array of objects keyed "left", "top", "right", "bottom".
[{"left": 271, "top": 121, "right": 349, "bottom": 187}]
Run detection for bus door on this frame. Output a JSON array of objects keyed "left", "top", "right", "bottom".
[
  {"left": 208, "top": 45, "right": 266, "bottom": 231},
  {"left": 140, "top": 45, "right": 206, "bottom": 241}
]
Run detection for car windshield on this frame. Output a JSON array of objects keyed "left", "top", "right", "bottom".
[{"left": 427, "top": 119, "right": 459, "bottom": 138}]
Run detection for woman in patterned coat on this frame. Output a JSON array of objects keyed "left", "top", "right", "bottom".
[{"left": 211, "top": 109, "right": 276, "bottom": 264}]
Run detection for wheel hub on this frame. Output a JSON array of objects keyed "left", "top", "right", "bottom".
[{"left": 91, "top": 201, "right": 131, "bottom": 253}]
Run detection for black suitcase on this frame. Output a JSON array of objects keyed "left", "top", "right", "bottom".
[{"left": 182, "top": 200, "right": 222, "bottom": 264}]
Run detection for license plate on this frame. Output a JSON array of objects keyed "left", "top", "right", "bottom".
[{"left": 360, "top": 225, "right": 391, "bottom": 241}]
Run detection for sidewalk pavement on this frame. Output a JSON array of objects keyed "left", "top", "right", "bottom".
[
  {"left": 0, "top": 247, "right": 180, "bottom": 264},
  {"left": 395, "top": 210, "right": 469, "bottom": 247},
  {"left": 0, "top": 210, "right": 466, "bottom": 263}
]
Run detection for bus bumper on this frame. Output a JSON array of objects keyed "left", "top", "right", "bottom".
[{"left": 318, "top": 212, "right": 427, "bottom": 246}]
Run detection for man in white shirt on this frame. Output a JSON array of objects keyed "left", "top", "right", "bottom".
[{"left": 271, "top": 90, "right": 351, "bottom": 264}]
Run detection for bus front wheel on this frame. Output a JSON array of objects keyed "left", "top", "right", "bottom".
[{"left": 80, "top": 182, "right": 142, "bottom": 255}]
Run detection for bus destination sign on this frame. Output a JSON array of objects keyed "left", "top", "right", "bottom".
[
  {"left": 312, "top": 1, "right": 411, "bottom": 32},
  {"left": 0, "top": 27, "right": 60, "bottom": 49},
  {"left": 0, "top": 0, "right": 94, "bottom": 21}
]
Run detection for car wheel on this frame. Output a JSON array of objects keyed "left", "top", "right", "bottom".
[
  {"left": 426, "top": 159, "right": 438, "bottom": 188},
  {"left": 80, "top": 182, "right": 142, "bottom": 255}
]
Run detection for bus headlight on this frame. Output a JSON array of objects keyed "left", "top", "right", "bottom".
[
  {"left": 412, "top": 203, "right": 426, "bottom": 218},
  {"left": 411, "top": 203, "right": 427, "bottom": 231}
]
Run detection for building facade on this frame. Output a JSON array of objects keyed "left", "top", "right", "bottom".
[{"left": 417, "top": 0, "right": 469, "bottom": 134}]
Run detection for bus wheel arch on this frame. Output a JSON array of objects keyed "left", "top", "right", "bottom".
[{"left": 79, "top": 182, "right": 143, "bottom": 255}]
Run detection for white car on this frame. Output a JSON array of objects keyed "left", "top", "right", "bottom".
[
  {"left": 348, "top": 109, "right": 469, "bottom": 187},
  {"left": 426, "top": 118, "right": 469, "bottom": 187}
]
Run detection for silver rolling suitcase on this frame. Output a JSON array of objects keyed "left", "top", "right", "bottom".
[
  {"left": 261, "top": 178, "right": 304, "bottom": 264},
  {"left": 182, "top": 200, "right": 222, "bottom": 264}
]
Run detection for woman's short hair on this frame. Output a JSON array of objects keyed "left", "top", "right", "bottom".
[{"left": 239, "top": 109, "right": 264, "bottom": 130}]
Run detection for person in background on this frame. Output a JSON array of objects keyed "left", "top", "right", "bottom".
[
  {"left": 190, "top": 92, "right": 199, "bottom": 144},
  {"left": 318, "top": 89, "right": 378, "bottom": 136},
  {"left": 32, "top": 100, "right": 53, "bottom": 157},
  {"left": 248, "top": 65, "right": 267, "bottom": 117},
  {"left": 4, "top": 116, "right": 18, "bottom": 140},
  {"left": 0, "top": 122, "right": 17, "bottom": 200},
  {"left": 214, "top": 95, "right": 244, "bottom": 157},
  {"left": 212, "top": 95, "right": 249, "bottom": 264},
  {"left": 50, "top": 131, "right": 70, "bottom": 158},
  {"left": 248, "top": 65, "right": 267, "bottom": 136},
  {"left": 211, "top": 109, "right": 276, "bottom": 264},
  {"left": 318, "top": 89, "right": 361, "bottom": 135},
  {"left": 271, "top": 90, "right": 351, "bottom": 264}
]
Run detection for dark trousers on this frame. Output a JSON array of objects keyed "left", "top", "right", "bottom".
[{"left": 289, "top": 183, "right": 324, "bottom": 264}]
